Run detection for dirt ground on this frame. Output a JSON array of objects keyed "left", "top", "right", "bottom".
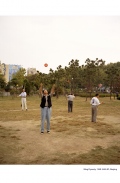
[{"left": 0, "top": 110, "right": 120, "bottom": 164}]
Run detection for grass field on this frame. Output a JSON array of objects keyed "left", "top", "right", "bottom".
[{"left": 0, "top": 95, "right": 120, "bottom": 164}]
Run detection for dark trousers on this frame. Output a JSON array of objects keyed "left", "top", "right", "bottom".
[{"left": 68, "top": 101, "right": 73, "bottom": 112}]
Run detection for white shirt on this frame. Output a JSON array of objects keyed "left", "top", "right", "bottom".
[
  {"left": 90, "top": 97, "right": 100, "bottom": 106},
  {"left": 19, "top": 92, "right": 27, "bottom": 98},
  {"left": 67, "top": 94, "right": 75, "bottom": 101}
]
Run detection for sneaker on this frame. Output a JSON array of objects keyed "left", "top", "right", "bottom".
[
  {"left": 41, "top": 132, "right": 44, "bottom": 134},
  {"left": 47, "top": 131, "right": 50, "bottom": 134}
]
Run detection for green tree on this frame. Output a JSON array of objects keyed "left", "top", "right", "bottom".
[
  {"left": 65, "top": 59, "right": 80, "bottom": 94},
  {"left": 83, "top": 58, "right": 105, "bottom": 99},
  {"left": 105, "top": 62, "right": 120, "bottom": 99},
  {"left": 0, "top": 74, "right": 6, "bottom": 90},
  {"left": 12, "top": 68, "right": 26, "bottom": 87}
]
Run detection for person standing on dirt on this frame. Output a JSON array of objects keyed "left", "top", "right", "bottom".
[
  {"left": 90, "top": 93, "right": 103, "bottom": 122},
  {"left": 19, "top": 88, "right": 27, "bottom": 111},
  {"left": 39, "top": 83, "right": 55, "bottom": 134},
  {"left": 66, "top": 93, "right": 75, "bottom": 112}
]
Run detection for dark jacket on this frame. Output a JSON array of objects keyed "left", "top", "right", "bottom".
[{"left": 40, "top": 95, "right": 52, "bottom": 108}]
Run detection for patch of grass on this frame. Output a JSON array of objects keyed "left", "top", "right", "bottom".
[
  {"left": 51, "top": 118, "right": 120, "bottom": 137},
  {"left": 15, "top": 129, "right": 21, "bottom": 131},
  {"left": 1, "top": 135, "right": 6, "bottom": 138},
  {"left": 0, "top": 125, "right": 21, "bottom": 164},
  {"left": 10, "top": 135, "right": 20, "bottom": 140},
  {"left": 73, "top": 145, "right": 120, "bottom": 164},
  {"left": 29, "top": 145, "right": 120, "bottom": 164}
]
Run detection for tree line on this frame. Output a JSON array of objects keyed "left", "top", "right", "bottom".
[{"left": 0, "top": 58, "right": 120, "bottom": 98}]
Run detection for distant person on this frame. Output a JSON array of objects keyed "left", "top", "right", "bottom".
[
  {"left": 39, "top": 83, "right": 55, "bottom": 134},
  {"left": 19, "top": 88, "right": 27, "bottom": 111},
  {"left": 66, "top": 93, "right": 75, "bottom": 112},
  {"left": 90, "top": 93, "right": 103, "bottom": 122}
]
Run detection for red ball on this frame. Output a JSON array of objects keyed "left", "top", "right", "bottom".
[{"left": 44, "top": 63, "right": 48, "bottom": 67}]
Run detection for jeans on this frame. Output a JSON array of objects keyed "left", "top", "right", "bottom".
[{"left": 41, "top": 107, "right": 52, "bottom": 132}]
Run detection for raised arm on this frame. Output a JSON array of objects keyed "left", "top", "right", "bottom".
[
  {"left": 39, "top": 83, "right": 43, "bottom": 96},
  {"left": 50, "top": 84, "right": 55, "bottom": 95}
]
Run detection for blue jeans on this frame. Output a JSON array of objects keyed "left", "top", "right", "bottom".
[{"left": 41, "top": 107, "right": 52, "bottom": 132}]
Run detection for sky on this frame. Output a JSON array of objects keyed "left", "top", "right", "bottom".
[{"left": 0, "top": 1, "right": 120, "bottom": 74}]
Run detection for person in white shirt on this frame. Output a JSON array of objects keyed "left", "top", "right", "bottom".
[
  {"left": 19, "top": 88, "right": 27, "bottom": 111},
  {"left": 90, "top": 93, "right": 103, "bottom": 122},
  {"left": 66, "top": 93, "right": 75, "bottom": 112}
]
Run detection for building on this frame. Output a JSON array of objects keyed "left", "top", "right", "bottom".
[
  {"left": 8, "top": 64, "right": 21, "bottom": 81},
  {"left": 0, "top": 61, "right": 6, "bottom": 75},
  {"left": 0, "top": 61, "right": 22, "bottom": 82},
  {"left": 0, "top": 62, "right": 7, "bottom": 83},
  {"left": 27, "top": 68, "right": 37, "bottom": 76}
]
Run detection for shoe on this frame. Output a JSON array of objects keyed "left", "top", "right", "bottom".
[
  {"left": 47, "top": 131, "right": 50, "bottom": 134},
  {"left": 41, "top": 132, "right": 44, "bottom": 134}
]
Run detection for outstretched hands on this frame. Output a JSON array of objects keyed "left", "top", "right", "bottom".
[
  {"left": 39, "top": 83, "right": 55, "bottom": 95},
  {"left": 39, "top": 83, "right": 43, "bottom": 94},
  {"left": 51, "top": 84, "right": 55, "bottom": 94}
]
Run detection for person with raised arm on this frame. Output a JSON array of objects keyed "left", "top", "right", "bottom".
[{"left": 39, "top": 83, "right": 55, "bottom": 134}]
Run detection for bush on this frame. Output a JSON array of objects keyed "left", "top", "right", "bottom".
[
  {"left": 117, "top": 96, "right": 120, "bottom": 100},
  {"left": 78, "top": 92, "right": 111, "bottom": 98}
]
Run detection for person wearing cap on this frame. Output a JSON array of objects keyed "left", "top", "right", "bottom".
[
  {"left": 90, "top": 93, "right": 103, "bottom": 122},
  {"left": 19, "top": 88, "right": 27, "bottom": 111},
  {"left": 39, "top": 83, "right": 55, "bottom": 134}
]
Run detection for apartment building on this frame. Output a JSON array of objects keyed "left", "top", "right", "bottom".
[
  {"left": 0, "top": 61, "right": 21, "bottom": 82},
  {"left": 8, "top": 64, "right": 21, "bottom": 81}
]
